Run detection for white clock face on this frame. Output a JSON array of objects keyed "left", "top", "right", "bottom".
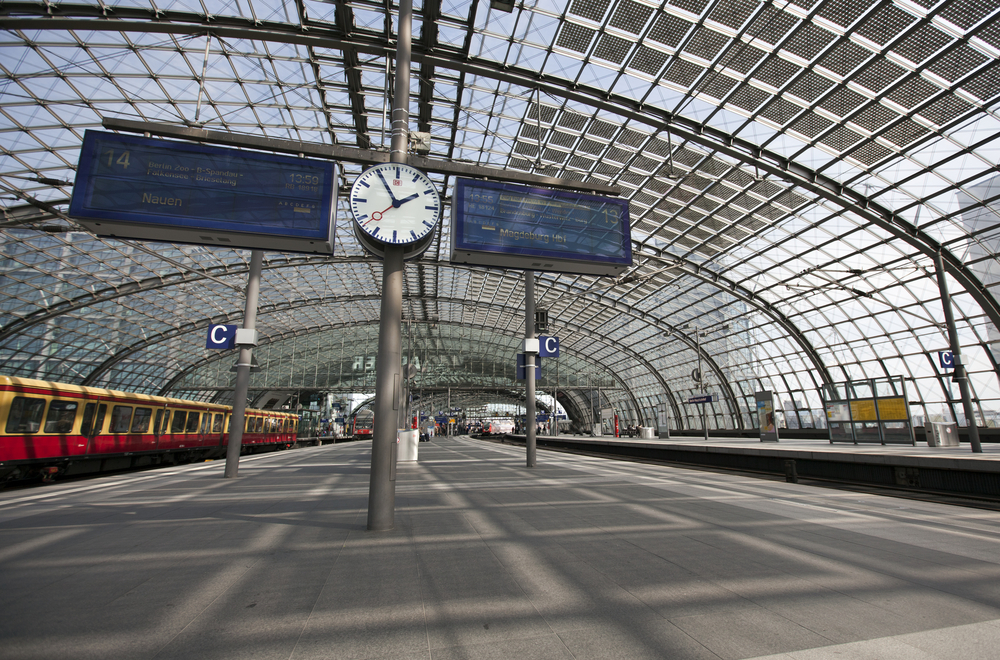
[{"left": 350, "top": 163, "right": 442, "bottom": 245}]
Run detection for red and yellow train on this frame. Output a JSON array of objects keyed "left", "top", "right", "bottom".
[{"left": 0, "top": 376, "right": 298, "bottom": 483}]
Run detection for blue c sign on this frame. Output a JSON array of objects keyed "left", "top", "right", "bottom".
[
  {"left": 538, "top": 335, "right": 560, "bottom": 357},
  {"left": 938, "top": 351, "right": 954, "bottom": 370},
  {"left": 207, "top": 324, "right": 238, "bottom": 349}
]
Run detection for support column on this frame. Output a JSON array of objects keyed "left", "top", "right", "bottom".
[
  {"left": 368, "top": 245, "right": 404, "bottom": 529},
  {"left": 525, "top": 270, "right": 536, "bottom": 467},
  {"left": 553, "top": 357, "right": 559, "bottom": 437},
  {"left": 224, "top": 249, "right": 263, "bottom": 478},
  {"left": 935, "top": 251, "right": 982, "bottom": 453},
  {"left": 367, "top": 0, "right": 412, "bottom": 529}
]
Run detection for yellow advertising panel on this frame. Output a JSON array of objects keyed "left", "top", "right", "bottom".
[
  {"left": 877, "top": 397, "right": 908, "bottom": 421},
  {"left": 850, "top": 399, "right": 877, "bottom": 422}
]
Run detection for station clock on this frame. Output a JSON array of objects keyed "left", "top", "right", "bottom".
[{"left": 349, "top": 162, "right": 442, "bottom": 259}]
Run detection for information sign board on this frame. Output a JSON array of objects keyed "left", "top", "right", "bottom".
[
  {"left": 515, "top": 353, "right": 542, "bottom": 380},
  {"left": 69, "top": 131, "right": 336, "bottom": 254},
  {"left": 876, "top": 397, "right": 908, "bottom": 421},
  {"left": 206, "top": 324, "right": 238, "bottom": 350},
  {"left": 826, "top": 402, "right": 851, "bottom": 422},
  {"left": 850, "top": 399, "right": 877, "bottom": 422},
  {"left": 450, "top": 178, "right": 631, "bottom": 276},
  {"left": 687, "top": 394, "right": 718, "bottom": 404},
  {"left": 755, "top": 390, "right": 778, "bottom": 442},
  {"left": 538, "top": 336, "right": 560, "bottom": 357},
  {"left": 938, "top": 351, "right": 954, "bottom": 369}
]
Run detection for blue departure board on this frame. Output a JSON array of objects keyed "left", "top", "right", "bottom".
[
  {"left": 450, "top": 179, "right": 631, "bottom": 276},
  {"left": 69, "top": 131, "right": 336, "bottom": 254}
]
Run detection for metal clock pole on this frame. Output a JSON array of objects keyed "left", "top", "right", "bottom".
[{"left": 367, "top": 0, "right": 413, "bottom": 530}]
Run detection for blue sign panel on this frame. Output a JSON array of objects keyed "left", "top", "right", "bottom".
[
  {"left": 538, "top": 335, "right": 560, "bottom": 357},
  {"left": 688, "top": 394, "right": 718, "bottom": 404},
  {"left": 206, "top": 324, "right": 238, "bottom": 350},
  {"left": 516, "top": 353, "right": 542, "bottom": 380},
  {"left": 69, "top": 131, "right": 336, "bottom": 254},
  {"left": 938, "top": 351, "right": 954, "bottom": 369},
  {"left": 451, "top": 179, "right": 631, "bottom": 277}
]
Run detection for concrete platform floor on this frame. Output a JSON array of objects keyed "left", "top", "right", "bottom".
[{"left": 3, "top": 435, "right": 1000, "bottom": 659}]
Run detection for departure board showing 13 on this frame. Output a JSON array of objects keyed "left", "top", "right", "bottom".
[
  {"left": 69, "top": 131, "right": 337, "bottom": 254},
  {"left": 450, "top": 179, "right": 631, "bottom": 276}
]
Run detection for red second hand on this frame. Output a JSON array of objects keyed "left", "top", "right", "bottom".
[{"left": 364, "top": 205, "right": 394, "bottom": 226}]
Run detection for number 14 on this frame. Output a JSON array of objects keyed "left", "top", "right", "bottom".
[{"left": 104, "top": 149, "right": 131, "bottom": 169}]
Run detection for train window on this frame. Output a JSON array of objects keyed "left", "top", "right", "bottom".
[
  {"left": 200, "top": 413, "right": 211, "bottom": 434},
  {"left": 82, "top": 403, "right": 107, "bottom": 437},
  {"left": 154, "top": 409, "right": 169, "bottom": 435},
  {"left": 171, "top": 411, "right": 187, "bottom": 433},
  {"left": 252, "top": 417, "right": 262, "bottom": 433},
  {"left": 131, "top": 407, "right": 152, "bottom": 434},
  {"left": 213, "top": 414, "right": 223, "bottom": 433},
  {"left": 43, "top": 400, "right": 78, "bottom": 434},
  {"left": 5, "top": 397, "right": 46, "bottom": 434},
  {"left": 110, "top": 406, "right": 133, "bottom": 433},
  {"left": 186, "top": 412, "right": 200, "bottom": 433}
]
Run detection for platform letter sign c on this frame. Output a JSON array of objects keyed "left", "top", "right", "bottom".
[
  {"left": 538, "top": 336, "right": 560, "bottom": 358},
  {"left": 207, "top": 324, "right": 238, "bottom": 350},
  {"left": 939, "top": 351, "right": 954, "bottom": 370}
]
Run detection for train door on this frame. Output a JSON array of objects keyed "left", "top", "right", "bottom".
[
  {"left": 153, "top": 406, "right": 169, "bottom": 450},
  {"left": 212, "top": 413, "right": 225, "bottom": 445},
  {"left": 81, "top": 401, "right": 107, "bottom": 455},
  {"left": 199, "top": 411, "right": 211, "bottom": 446},
  {"left": 183, "top": 411, "right": 200, "bottom": 448},
  {"left": 168, "top": 409, "right": 187, "bottom": 449}
]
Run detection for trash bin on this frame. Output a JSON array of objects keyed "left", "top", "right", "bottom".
[
  {"left": 638, "top": 426, "right": 656, "bottom": 439},
  {"left": 398, "top": 429, "right": 419, "bottom": 461},
  {"left": 926, "top": 422, "right": 959, "bottom": 447}
]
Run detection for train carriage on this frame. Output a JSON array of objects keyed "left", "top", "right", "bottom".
[
  {"left": 351, "top": 408, "right": 374, "bottom": 440},
  {"left": 0, "top": 376, "right": 298, "bottom": 484}
]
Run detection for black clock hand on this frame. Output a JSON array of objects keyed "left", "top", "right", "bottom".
[
  {"left": 395, "top": 192, "right": 420, "bottom": 206},
  {"left": 375, "top": 169, "right": 399, "bottom": 203}
]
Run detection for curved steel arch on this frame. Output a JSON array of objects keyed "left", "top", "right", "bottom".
[
  {"left": 164, "top": 318, "right": 640, "bottom": 423},
  {"left": 5, "top": 237, "right": 796, "bottom": 425},
  {"left": 2, "top": 211, "right": 814, "bottom": 405},
  {"left": 0, "top": 251, "right": 340, "bottom": 345},
  {"left": 4, "top": 8, "right": 993, "bottom": 330},
  {"left": 73, "top": 264, "right": 740, "bottom": 428}
]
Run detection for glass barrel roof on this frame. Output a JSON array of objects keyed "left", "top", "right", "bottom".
[{"left": 1, "top": 0, "right": 1000, "bottom": 431}]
